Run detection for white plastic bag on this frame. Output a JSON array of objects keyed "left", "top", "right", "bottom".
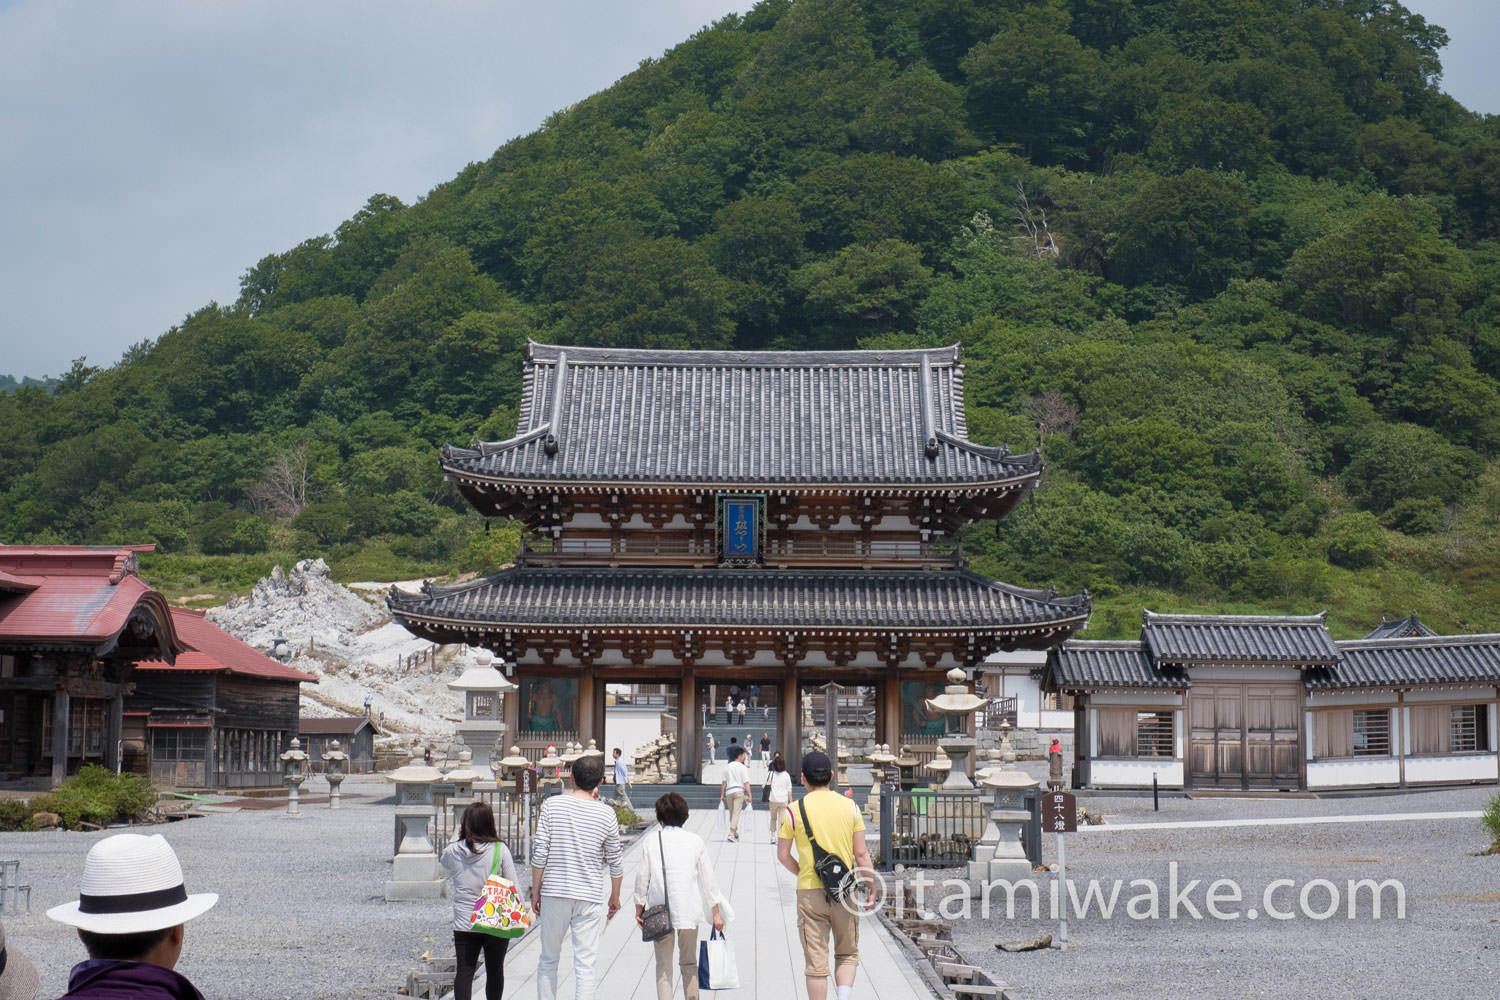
[
  {"left": 716, "top": 800, "right": 727, "bottom": 829},
  {"left": 698, "top": 929, "right": 740, "bottom": 990}
]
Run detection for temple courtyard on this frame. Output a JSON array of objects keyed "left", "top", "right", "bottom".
[{"left": 0, "top": 774, "right": 1493, "bottom": 999}]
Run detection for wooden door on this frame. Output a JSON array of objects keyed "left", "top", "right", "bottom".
[{"left": 1191, "top": 682, "right": 1302, "bottom": 790}]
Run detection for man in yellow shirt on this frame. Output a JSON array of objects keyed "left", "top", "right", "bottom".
[{"left": 776, "top": 751, "right": 876, "bottom": 1000}]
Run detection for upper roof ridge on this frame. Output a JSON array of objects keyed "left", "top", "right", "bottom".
[{"left": 525, "top": 341, "right": 963, "bottom": 368}]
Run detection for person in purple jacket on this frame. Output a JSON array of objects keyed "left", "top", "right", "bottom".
[{"left": 47, "top": 834, "right": 219, "bottom": 1000}]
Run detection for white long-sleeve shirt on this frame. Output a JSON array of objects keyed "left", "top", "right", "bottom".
[{"left": 632, "top": 825, "right": 733, "bottom": 930}]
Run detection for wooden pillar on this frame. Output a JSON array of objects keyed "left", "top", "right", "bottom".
[
  {"left": 780, "top": 669, "right": 799, "bottom": 770},
  {"left": 878, "top": 675, "right": 902, "bottom": 749},
  {"left": 679, "top": 669, "right": 698, "bottom": 781},
  {"left": 106, "top": 692, "right": 123, "bottom": 772},
  {"left": 51, "top": 692, "right": 69, "bottom": 785},
  {"left": 576, "top": 671, "right": 602, "bottom": 745},
  {"left": 503, "top": 677, "right": 520, "bottom": 744}
]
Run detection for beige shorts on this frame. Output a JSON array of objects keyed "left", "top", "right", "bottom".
[{"left": 795, "top": 888, "right": 860, "bottom": 978}]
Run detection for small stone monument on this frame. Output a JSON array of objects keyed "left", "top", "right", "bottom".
[
  {"left": 280, "top": 737, "right": 308, "bottom": 817},
  {"left": 323, "top": 739, "right": 348, "bottom": 809}
]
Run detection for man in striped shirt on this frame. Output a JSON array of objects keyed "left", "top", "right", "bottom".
[{"left": 530, "top": 754, "right": 624, "bottom": 1000}]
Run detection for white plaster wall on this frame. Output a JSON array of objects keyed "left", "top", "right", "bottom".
[
  {"left": 1405, "top": 755, "right": 1499, "bottom": 784},
  {"left": 1090, "top": 759, "right": 1183, "bottom": 788},
  {"left": 1087, "top": 691, "right": 1183, "bottom": 708},
  {"left": 1188, "top": 666, "right": 1304, "bottom": 683},
  {"left": 1307, "top": 758, "right": 1401, "bottom": 788}
]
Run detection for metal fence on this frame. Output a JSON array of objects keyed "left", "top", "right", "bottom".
[
  {"left": 430, "top": 788, "right": 540, "bottom": 863},
  {"left": 876, "top": 787, "right": 1043, "bottom": 870}
]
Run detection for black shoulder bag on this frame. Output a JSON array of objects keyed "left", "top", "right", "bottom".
[{"left": 797, "top": 797, "right": 855, "bottom": 903}]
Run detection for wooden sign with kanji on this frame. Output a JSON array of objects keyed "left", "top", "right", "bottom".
[{"left": 1045, "top": 790, "right": 1077, "bottom": 833}]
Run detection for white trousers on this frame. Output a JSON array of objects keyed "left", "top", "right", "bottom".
[{"left": 536, "top": 895, "right": 608, "bottom": 1000}]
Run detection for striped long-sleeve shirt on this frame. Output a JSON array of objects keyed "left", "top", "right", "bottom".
[{"left": 531, "top": 794, "right": 624, "bottom": 902}]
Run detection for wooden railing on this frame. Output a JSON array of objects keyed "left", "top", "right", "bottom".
[{"left": 520, "top": 533, "right": 958, "bottom": 568}]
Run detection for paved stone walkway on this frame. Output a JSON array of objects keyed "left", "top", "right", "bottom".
[{"left": 486, "top": 802, "right": 934, "bottom": 998}]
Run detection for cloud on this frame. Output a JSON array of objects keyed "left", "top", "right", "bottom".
[{"left": 0, "top": 0, "right": 751, "bottom": 378}]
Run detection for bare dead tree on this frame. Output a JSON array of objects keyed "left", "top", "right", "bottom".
[
  {"left": 248, "top": 443, "right": 311, "bottom": 518},
  {"left": 1013, "top": 181, "right": 1060, "bottom": 258},
  {"left": 1023, "top": 392, "right": 1077, "bottom": 443}
]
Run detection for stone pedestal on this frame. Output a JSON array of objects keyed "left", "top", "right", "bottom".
[
  {"left": 386, "top": 804, "right": 447, "bottom": 900},
  {"left": 386, "top": 763, "right": 446, "bottom": 901}
]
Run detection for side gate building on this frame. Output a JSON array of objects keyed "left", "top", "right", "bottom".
[
  {"left": 390, "top": 343, "right": 1092, "bottom": 777},
  {"left": 1050, "top": 611, "right": 1499, "bottom": 792}
]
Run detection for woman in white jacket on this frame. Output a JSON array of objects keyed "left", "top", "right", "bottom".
[
  {"left": 633, "top": 792, "right": 731, "bottom": 1000},
  {"left": 765, "top": 752, "right": 793, "bottom": 843}
]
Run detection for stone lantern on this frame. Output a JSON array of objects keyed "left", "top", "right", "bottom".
[
  {"left": 322, "top": 739, "right": 349, "bottom": 809},
  {"left": 559, "top": 741, "right": 583, "bottom": 786},
  {"left": 445, "top": 747, "right": 481, "bottom": 831},
  {"left": 385, "top": 760, "right": 445, "bottom": 901},
  {"left": 922, "top": 668, "right": 989, "bottom": 791},
  {"left": 893, "top": 745, "right": 921, "bottom": 791},
  {"left": 496, "top": 745, "right": 531, "bottom": 783},
  {"left": 967, "top": 763, "right": 1040, "bottom": 890},
  {"left": 836, "top": 745, "right": 852, "bottom": 787},
  {"left": 537, "top": 744, "right": 564, "bottom": 795},
  {"left": 925, "top": 746, "right": 953, "bottom": 786},
  {"left": 865, "top": 744, "right": 896, "bottom": 827},
  {"left": 447, "top": 654, "right": 514, "bottom": 771},
  {"left": 270, "top": 634, "right": 291, "bottom": 663},
  {"left": 280, "top": 737, "right": 308, "bottom": 816}
]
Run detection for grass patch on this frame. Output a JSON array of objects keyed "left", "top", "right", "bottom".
[{"left": 6, "top": 765, "right": 158, "bottom": 831}]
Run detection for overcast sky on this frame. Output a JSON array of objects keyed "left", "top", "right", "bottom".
[{"left": 1, "top": 0, "right": 1494, "bottom": 382}]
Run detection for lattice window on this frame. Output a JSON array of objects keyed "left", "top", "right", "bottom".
[
  {"left": 1450, "top": 705, "right": 1490, "bottom": 753},
  {"left": 1136, "top": 711, "right": 1175, "bottom": 757},
  {"left": 1352, "top": 709, "right": 1390, "bottom": 756}
]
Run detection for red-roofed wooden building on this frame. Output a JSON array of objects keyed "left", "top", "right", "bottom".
[
  {"left": 0, "top": 544, "right": 316, "bottom": 789},
  {"left": 0, "top": 544, "right": 182, "bottom": 783},
  {"left": 132, "top": 607, "right": 316, "bottom": 788}
]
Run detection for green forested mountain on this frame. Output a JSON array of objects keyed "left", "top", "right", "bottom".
[{"left": 4, "top": 0, "right": 1499, "bottom": 636}]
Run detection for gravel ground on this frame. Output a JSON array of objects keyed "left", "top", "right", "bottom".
[
  {"left": 936, "top": 775, "right": 1499, "bottom": 1000},
  {"left": 0, "top": 775, "right": 522, "bottom": 1000}
]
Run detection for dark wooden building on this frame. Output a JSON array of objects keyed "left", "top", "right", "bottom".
[
  {"left": 0, "top": 545, "right": 183, "bottom": 784},
  {"left": 298, "top": 716, "right": 378, "bottom": 773},
  {"left": 131, "top": 607, "right": 316, "bottom": 788},
  {"left": 391, "top": 343, "right": 1090, "bottom": 777}
]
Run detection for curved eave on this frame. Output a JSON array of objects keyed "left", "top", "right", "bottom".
[{"left": 438, "top": 466, "right": 1044, "bottom": 497}]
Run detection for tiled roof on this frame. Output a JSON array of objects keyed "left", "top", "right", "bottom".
[
  {"left": 1141, "top": 610, "right": 1340, "bottom": 666},
  {"left": 298, "top": 716, "right": 373, "bottom": 735},
  {"left": 441, "top": 343, "right": 1041, "bottom": 488},
  {"left": 1364, "top": 613, "right": 1438, "bottom": 639},
  {"left": 1307, "top": 636, "right": 1500, "bottom": 691},
  {"left": 389, "top": 566, "right": 1090, "bottom": 638},
  {"left": 0, "top": 544, "right": 181, "bottom": 655},
  {"left": 1048, "top": 640, "right": 1190, "bottom": 690},
  {"left": 135, "top": 608, "right": 315, "bottom": 683}
]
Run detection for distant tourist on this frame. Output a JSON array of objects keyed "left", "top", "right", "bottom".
[
  {"left": 726, "top": 736, "right": 738, "bottom": 762},
  {"left": 719, "top": 744, "right": 752, "bottom": 843},
  {"left": 612, "top": 747, "right": 632, "bottom": 809},
  {"left": 723, "top": 695, "right": 734, "bottom": 723},
  {"left": 765, "top": 752, "right": 793, "bottom": 845},
  {"left": 441, "top": 802, "right": 517, "bottom": 1000},
  {"left": 777, "top": 751, "right": 876, "bottom": 1000},
  {"left": 748, "top": 684, "right": 760, "bottom": 710},
  {"left": 736, "top": 699, "right": 748, "bottom": 724},
  {"left": 633, "top": 792, "right": 731, "bottom": 1000},
  {"left": 531, "top": 753, "right": 623, "bottom": 1000},
  {"left": 760, "top": 732, "right": 772, "bottom": 764},
  {"left": 0, "top": 918, "right": 38, "bottom": 1000},
  {"left": 47, "top": 833, "right": 219, "bottom": 1000}
]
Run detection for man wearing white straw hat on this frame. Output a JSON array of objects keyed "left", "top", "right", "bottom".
[{"left": 47, "top": 834, "right": 218, "bottom": 1000}]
